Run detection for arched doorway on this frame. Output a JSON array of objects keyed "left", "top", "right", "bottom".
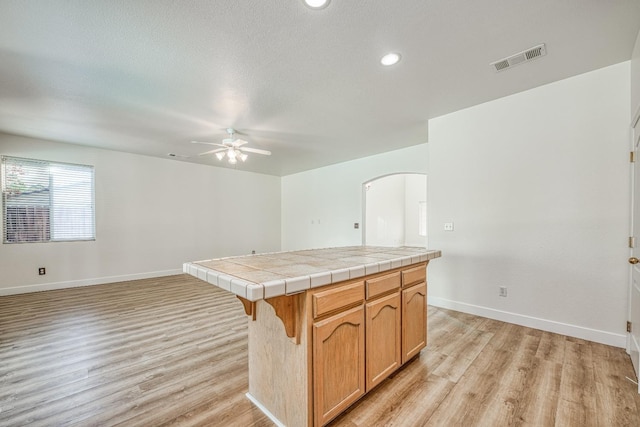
[{"left": 363, "top": 173, "right": 427, "bottom": 247}]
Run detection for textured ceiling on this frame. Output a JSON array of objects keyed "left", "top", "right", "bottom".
[{"left": 0, "top": 0, "right": 639, "bottom": 176}]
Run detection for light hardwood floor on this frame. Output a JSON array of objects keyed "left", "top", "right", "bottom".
[{"left": 1, "top": 274, "right": 639, "bottom": 427}]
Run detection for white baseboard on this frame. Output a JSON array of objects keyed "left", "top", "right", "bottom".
[
  {"left": 0, "top": 269, "right": 183, "bottom": 296},
  {"left": 629, "top": 332, "right": 640, "bottom": 391},
  {"left": 246, "top": 393, "right": 285, "bottom": 427},
  {"left": 429, "top": 296, "right": 627, "bottom": 348}
]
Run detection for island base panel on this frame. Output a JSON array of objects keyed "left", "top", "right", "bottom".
[{"left": 248, "top": 297, "right": 311, "bottom": 427}]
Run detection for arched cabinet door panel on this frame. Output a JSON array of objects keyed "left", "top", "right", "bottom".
[
  {"left": 366, "top": 292, "right": 401, "bottom": 391},
  {"left": 313, "top": 305, "right": 365, "bottom": 427},
  {"left": 402, "top": 282, "right": 427, "bottom": 364}
]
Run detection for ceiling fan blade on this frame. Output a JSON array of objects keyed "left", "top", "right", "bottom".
[
  {"left": 168, "top": 153, "right": 191, "bottom": 158},
  {"left": 191, "top": 140, "right": 227, "bottom": 148},
  {"left": 222, "top": 137, "right": 248, "bottom": 147},
  {"left": 240, "top": 147, "right": 271, "bottom": 156},
  {"left": 197, "top": 148, "right": 226, "bottom": 156},
  {"left": 233, "top": 139, "right": 249, "bottom": 147}
]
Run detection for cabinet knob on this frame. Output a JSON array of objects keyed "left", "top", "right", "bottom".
[{"left": 629, "top": 257, "right": 639, "bottom": 265}]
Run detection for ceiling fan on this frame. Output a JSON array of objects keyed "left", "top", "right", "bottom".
[{"left": 190, "top": 128, "right": 271, "bottom": 164}]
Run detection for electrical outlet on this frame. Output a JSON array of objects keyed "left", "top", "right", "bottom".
[
  {"left": 38, "top": 267, "right": 46, "bottom": 276},
  {"left": 499, "top": 286, "right": 507, "bottom": 297},
  {"left": 444, "top": 222, "right": 454, "bottom": 231}
]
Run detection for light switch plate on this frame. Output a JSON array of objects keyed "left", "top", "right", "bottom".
[{"left": 444, "top": 222, "right": 454, "bottom": 231}]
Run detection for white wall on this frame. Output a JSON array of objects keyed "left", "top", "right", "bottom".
[
  {"left": 632, "top": 29, "right": 640, "bottom": 117},
  {"left": 281, "top": 144, "right": 428, "bottom": 251},
  {"left": 404, "top": 174, "right": 427, "bottom": 247},
  {"left": 0, "top": 133, "right": 281, "bottom": 295},
  {"left": 427, "top": 62, "right": 631, "bottom": 347}
]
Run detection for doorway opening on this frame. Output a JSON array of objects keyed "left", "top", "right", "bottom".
[{"left": 363, "top": 173, "right": 427, "bottom": 247}]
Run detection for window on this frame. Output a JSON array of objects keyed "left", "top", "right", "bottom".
[{"left": 1, "top": 156, "right": 95, "bottom": 243}]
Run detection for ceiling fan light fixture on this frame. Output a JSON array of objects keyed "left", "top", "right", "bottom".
[
  {"left": 304, "top": 0, "right": 330, "bottom": 9},
  {"left": 190, "top": 127, "right": 270, "bottom": 166},
  {"left": 380, "top": 52, "right": 401, "bottom": 66}
]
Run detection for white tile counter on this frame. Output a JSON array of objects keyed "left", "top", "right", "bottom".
[{"left": 184, "top": 246, "right": 441, "bottom": 301}]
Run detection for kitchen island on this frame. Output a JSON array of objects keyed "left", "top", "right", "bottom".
[{"left": 184, "top": 246, "right": 441, "bottom": 427}]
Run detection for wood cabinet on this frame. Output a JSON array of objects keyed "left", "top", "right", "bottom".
[
  {"left": 313, "top": 305, "right": 365, "bottom": 427},
  {"left": 248, "top": 261, "right": 431, "bottom": 427},
  {"left": 365, "top": 291, "right": 401, "bottom": 390},
  {"left": 312, "top": 267, "right": 423, "bottom": 425},
  {"left": 402, "top": 281, "right": 427, "bottom": 364}
]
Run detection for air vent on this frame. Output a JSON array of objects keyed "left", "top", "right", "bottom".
[{"left": 490, "top": 44, "right": 546, "bottom": 72}]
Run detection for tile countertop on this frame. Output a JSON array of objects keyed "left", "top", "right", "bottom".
[{"left": 183, "top": 246, "right": 441, "bottom": 302}]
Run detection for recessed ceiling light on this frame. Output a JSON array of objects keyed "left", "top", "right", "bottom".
[
  {"left": 304, "top": 0, "right": 330, "bottom": 9},
  {"left": 380, "top": 52, "right": 401, "bottom": 66}
]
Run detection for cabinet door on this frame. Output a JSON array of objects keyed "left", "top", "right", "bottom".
[
  {"left": 402, "top": 282, "right": 427, "bottom": 364},
  {"left": 313, "top": 305, "right": 365, "bottom": 427},
  {"left": 366, "top": 292, "right": 401, "bottom": 391}
]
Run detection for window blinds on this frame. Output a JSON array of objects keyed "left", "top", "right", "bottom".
[{"left": 1, "top": 156, "right": 95, "bottom": 243}]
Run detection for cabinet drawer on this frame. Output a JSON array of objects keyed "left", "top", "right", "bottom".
[
  {"left": 402, "top": 265, "right": 426, "bottom": 287},
  {"left": 366, "top": 272, "right": 400, "bottom": 300},
  {"left": 313, "top": 281, "right": 365, "bottom": 319}
]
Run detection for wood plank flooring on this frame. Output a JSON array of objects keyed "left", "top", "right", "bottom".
[
  {"left": 1, "top": 274, "right": 639, "bottom": 426},
  {"left": 0, "top": 275, "right": 269, "bottom": 427}
]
